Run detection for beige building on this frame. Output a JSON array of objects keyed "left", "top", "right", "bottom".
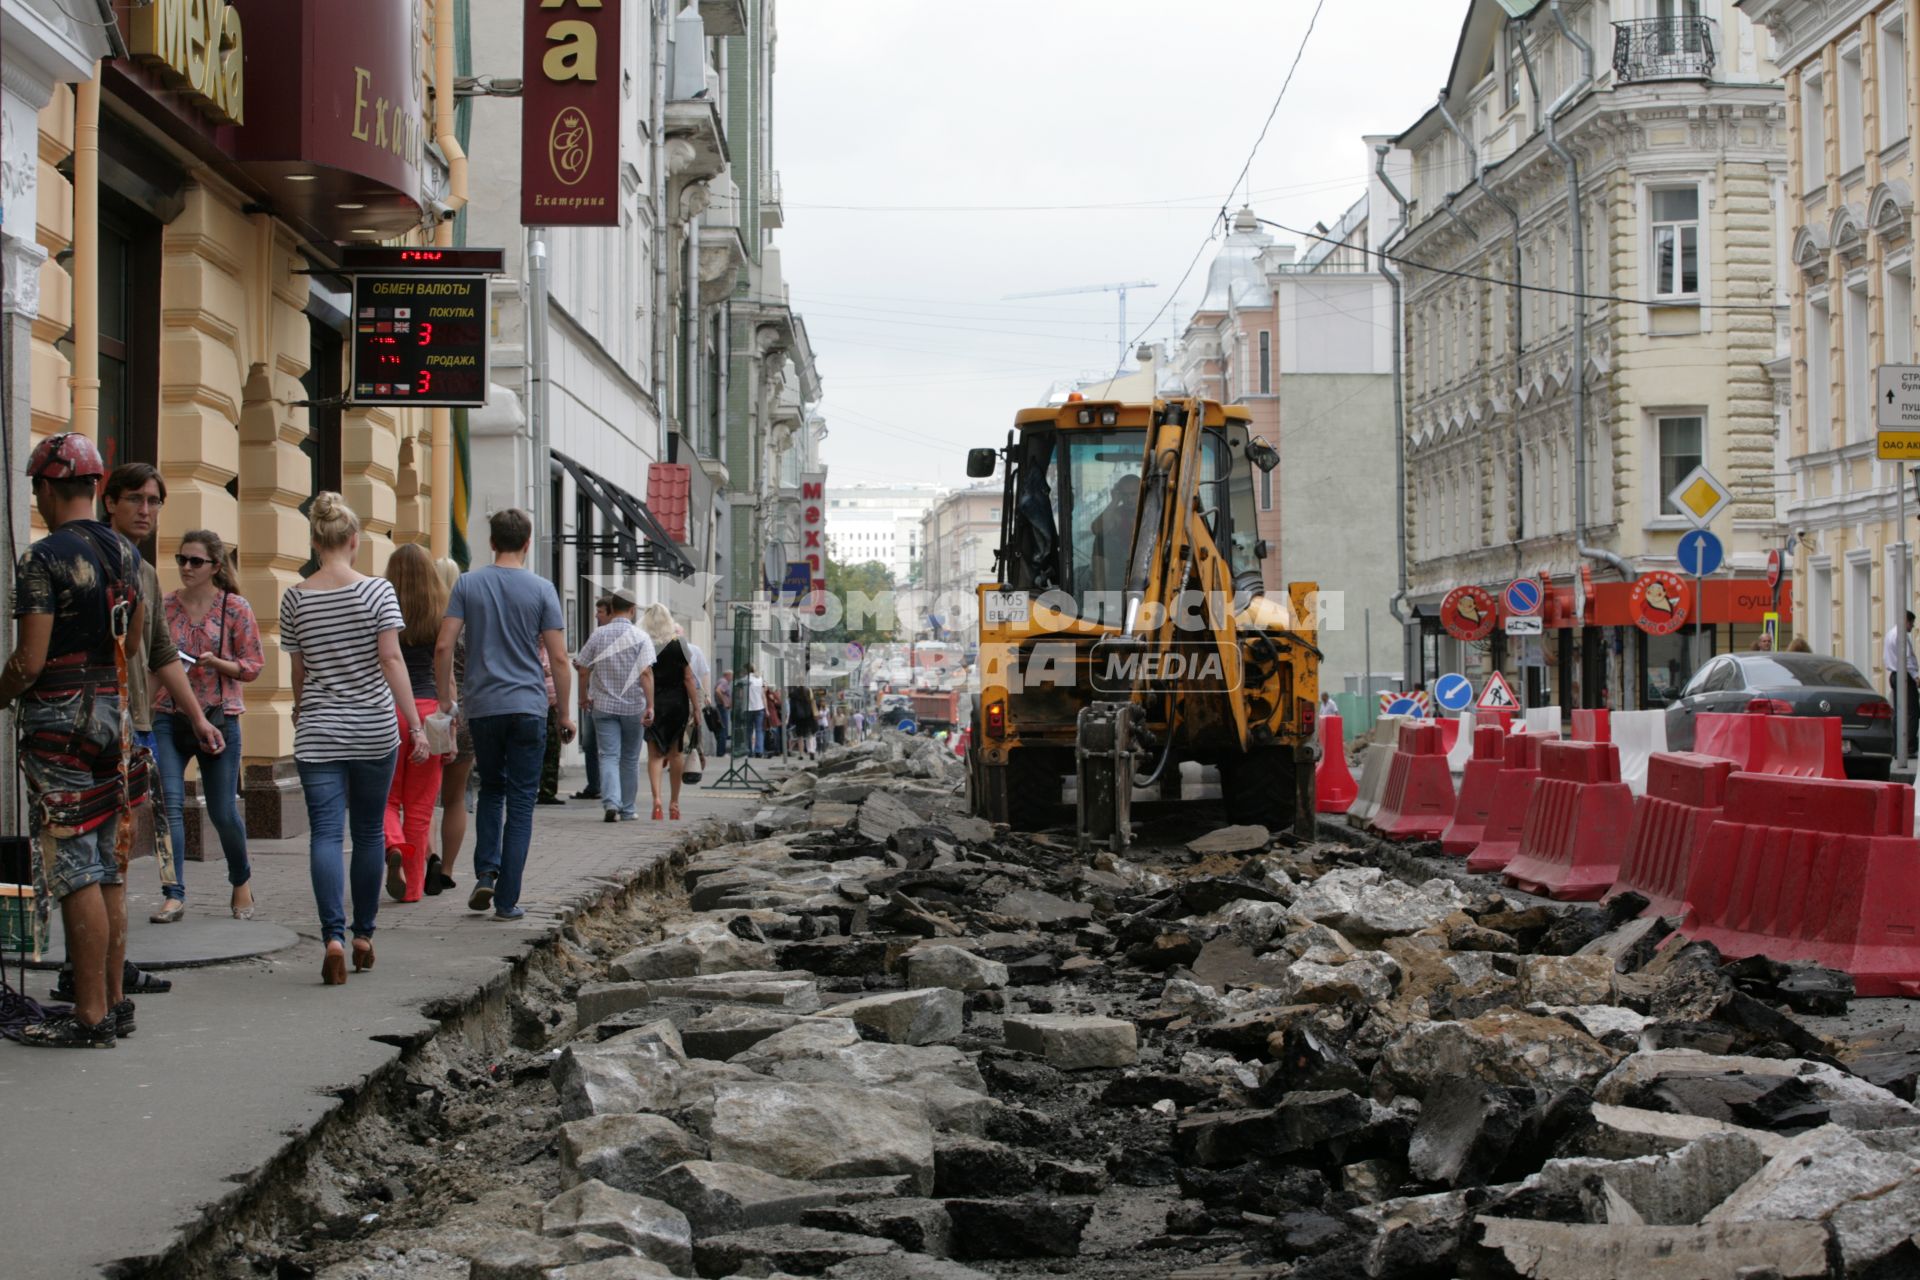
[
  {"left": 1394, "top": 0, "right": 1787, "bottom": 710},
  {"left": 1741, "top": 0, "right": 1920, "bottom": 685},
  {"left": 919, "top": 483, "right": 1002, "bottom": 620}
]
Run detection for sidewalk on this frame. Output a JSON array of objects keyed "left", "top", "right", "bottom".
[{"left": 0, "top": 767, "right": 784, "bottom": 1279}]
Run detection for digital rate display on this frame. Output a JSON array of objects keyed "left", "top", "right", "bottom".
[{"left": 349, "top": 274, "right": 490, "bottom": 408}]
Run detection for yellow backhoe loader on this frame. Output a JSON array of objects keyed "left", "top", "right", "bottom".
[{"left": 964, "top": 395, "right": 1321, "bottom": 850}]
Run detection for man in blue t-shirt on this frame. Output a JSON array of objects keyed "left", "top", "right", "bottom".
[{"left": 434, "top": 508, "right": 573, "bottom": 920}]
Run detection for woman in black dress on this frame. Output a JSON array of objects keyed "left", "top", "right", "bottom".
[{"left": 641, "top": 603, "right": 698, "bottom": 820}]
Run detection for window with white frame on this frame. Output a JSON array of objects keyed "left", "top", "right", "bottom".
[
  {"left": 1840, "top": 46, "right": 1865, "bottom": 172},
  {"left": 1651, "top": 187, "right": 1701, "bottom": 298},
  {"left": 1848, "top": 556, "right": 1873, "bottom": 674},
  {"left": 1847, "top": 278, "right": 1871, "bottom": 439},
  {"left": 1808, "top": 295, "right": 1834, "bottom": 451},
  {"left": 1803, "top": 71, "right": 1826, "bottom": 188},
  {"left": 1656, "top": 415, "right": 1704, "bottom": 518},
  {"left": 1884, "top": 16, "right": 1909, "bottom": 148},
  {"left": 1257, "top": 330, "right": 1271, "bottom": 394},
  {"left": 1810, "top": 560, "right": 1832, "bottom": 656},
  {"left": 1889, "top": 263, "right": 1915, "bottom": 366}
]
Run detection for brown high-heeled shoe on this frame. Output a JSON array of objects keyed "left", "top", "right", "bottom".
[
  {"left": 322, "top": 943, "right": 347, "bottom": 986},
  {"left": 351, "top": 937, "right": 375, "bottom": 972}
]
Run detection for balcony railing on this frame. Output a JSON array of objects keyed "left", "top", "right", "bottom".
[{"left": 1613, "top": 17, "right": 1718, "bottom": 83}]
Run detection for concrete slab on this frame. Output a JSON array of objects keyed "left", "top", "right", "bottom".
[{"left": 0, "top": 772, "right": 765, "bottom": 1280}]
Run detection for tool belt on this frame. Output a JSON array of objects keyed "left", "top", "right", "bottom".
[
  {"left": 27, "top": 652, "right": 119, "bottom": 696},
  {"left": 32, "top": 750, "right": 154, "bottom": 835}
]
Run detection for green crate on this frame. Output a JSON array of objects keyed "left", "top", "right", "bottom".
[{"left": 0, "top": 888, "right": 36, "bottom": 954}]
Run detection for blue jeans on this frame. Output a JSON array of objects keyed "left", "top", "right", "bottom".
[
  {"left": 749, "top": 709, "right": 766, "bottom": 756},
  {"left": 580, "top": 710, "right": 600, "bottom": 791},
  {"left": 152, "top": 712, "right": 251, "bottom": 902},
  {"left": 298, "top": 751, "right": 397, "bottom": 944},
  {"left": 593, "top": 711, "right": 644, "bottom": 818},
  {"left": 713, "top": 704, "right": 730, "bottom": 756},
  {"left": 470, "top": 713, "right": 546, "bottom": 912}
]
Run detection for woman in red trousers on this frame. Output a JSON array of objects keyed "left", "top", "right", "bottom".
[{"left": 382, "top": 543, "right": 448, "bottom": 902}]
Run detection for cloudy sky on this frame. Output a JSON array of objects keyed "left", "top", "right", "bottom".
[{"left": 775, "top": 0, "right": 1468, "bottom": 489}]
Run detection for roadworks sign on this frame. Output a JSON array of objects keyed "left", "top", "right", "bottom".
[{"left": 1478, "top": 671, "right": 1520, "bottom": 711}]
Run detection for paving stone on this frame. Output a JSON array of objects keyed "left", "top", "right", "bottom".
[
  {"left": 675, "top": 1008, "right": 811, "bottom": 1060},
  {"left": 707, "top": 1080, "right": 936, "bottom": 1194},
  {"left": 1002, "top": 1013, "right": 1137, "bottom": 1069},
  {"left": 801, "top": 1198, "right": 954, "bottom": 1257},
  {"left": 1376, "top": 1012, "right": 1619, "bottom": 1098},
  {"left": 1282, "top": 951, "right": 1400, "bottom": 1005},
  {"left": 540, "top": 1180, "right": 693, "bottom": 1275},
  {"left": 857, "top": 791, "right": 924, "bottom": 842},
  {"left": 1407, "top": 1079, "right": 1537, "bottom": 1187},
  {"left": 1566, "top": 1103, "right": 1789, "bottom": 1162},
  {"left": 1594, "top": 1050, "right": 1920, "bottom": 1131},
  {"left": 1519, "top": 954, "right": 1616, "bottom": 1006},
  {"left": 693, "top": 1225, "right": 900, "bottom": 1278},
  {"left": 1705, "top": 1125, "right": 1920, "bottom": 1226},
  {"left": 932, "top": 1136, "right": 1034, "bottom": 1196},
  {"left": 1290, "top": 867, "right": 1468, "bottom": 940},
  {"left": 1187, "top": 824, "right": 1269, "bottom": 855},
  {"left": 551, "top": 1042, "right": 761, "bottom": 1122},
  {"left": 1174, "top": 1090, "right": 1389, "bottom": 1168},
  {"left": 942, "top": 1198, "right": 1093, "bottom": 1259},
  {"left": 990, "top": 888, "right": 1094, "bottom": 927},
  {"left": 559, "top": 1114, "right": 707, "bottom": 1192},
  {"left": 645, "top": 1159, "right": 842, "bottom": 1236},
  {"left": 821, "top": 1259, "right": 992, "bottom": 1280},
  {"left": 1530, "top": 1131, "right": 1770, "bottom": 1226},
  {"left": 609, "top": 929, "right": 774, "bottom": 981},
  {"left": 826, "top": 988, "right": 964, "bottom": 1045},
  {"left": 576, "top": 973, "right": 822, "bottom": 1027},
  {"left": 1468, "top": 1217, "right": 1830, "bottom": 1278},
  {"left": 906, "top": 945, "right": 1008, "bottom": 992}
]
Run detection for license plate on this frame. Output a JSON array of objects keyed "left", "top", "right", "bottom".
[{"left": 983, "top": 591, "right": 1029, "bottom": 625}]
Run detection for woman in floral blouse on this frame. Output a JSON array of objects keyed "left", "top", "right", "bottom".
[{"left": 150, "top": 529, "right": 264, "bottom": 921}]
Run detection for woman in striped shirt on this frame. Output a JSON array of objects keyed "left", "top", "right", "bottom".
[{"left": 280, "top": 493, "right": 429, "bottom": 985}]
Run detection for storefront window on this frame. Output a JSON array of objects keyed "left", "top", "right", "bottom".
[
  {"left": 300, "top": 321, "right": 344, "bottom": 577},
  {"left": 61, "top": 203, "right": 159, "bottom": 485}
]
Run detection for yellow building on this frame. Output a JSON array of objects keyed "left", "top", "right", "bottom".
[
  {"left": 16, "top": 0, "right": 455, "bottom": 835},
  {"left": 1743, "top": 0, "right": 1920, "bottom": 684}
]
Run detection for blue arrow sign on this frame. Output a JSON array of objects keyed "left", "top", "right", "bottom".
[
  {"left": 1384, "top": 697, "right": 1425, "bottom": 719},
  {"left": 1432, "top": 673, "right": 1474, "bottom": 712},
  {"left": 1676, "top": 529, "right": 1724, "bottom": 578},
  {"left": 1503, "top": 578, "right": 1542, "bottom": 617}
]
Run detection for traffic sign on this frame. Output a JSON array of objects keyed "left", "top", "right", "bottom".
[
  {"left": 1440, "top": 585, "right": 1497, "bottom": 642},
  {"left": 1882, "top": 432, "right": 1920, "bottom": 460},
  {"left": 1766, "top": 549, "right": 1782, "bottom": 590},
  {"left": 1432, "top": 673, "right": 1474, "bottom": 712},
  {"left": 1675, "top": 529, "right": 1723, "bottom": 577},
  {"left": 1762, "top": 611, "right": 1780, "bottom": 651},
  {"left": 1378, "top": 691, "right": 1430, "bottom": 719},
  {"left": 1878, "top": 365, "right": 1920, "bottom": 427},
  {"left": 1503, "top": 578, "right": 1542, "bottom": 617},
  {"left": 1504, "top": 616, "right": 1543, "bottom": 637},
  {"left": 1666, "top": 464, "right": 1733, "bottom": 529},
  {"left": 1478, "top": 671, "right": 1520, "bottom": 712},
  {"left": 1630, "top": 571, "right": 1692, "bottom": 636}
]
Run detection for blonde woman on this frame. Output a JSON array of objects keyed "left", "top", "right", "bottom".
[
  {"left": 380, "top": 543, "right": 449, "bottom": 903},
  {"left": 431, "top": 557, "right": 471, "bottom": 895},
  {"left": 280, "top": 494, "right": 428, "bottom": 985},
  {"left": 641, "top": 603, "right": 698, "bottom": 820}
]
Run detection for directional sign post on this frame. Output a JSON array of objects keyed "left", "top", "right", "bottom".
[
  {"left": 1433, "top": 673, "right": 1474, "bottom": 713},
  {"left": 1676, "top": 529, "right": 1723, "bottom": 578},
  {"left": 1888, "top": 367, "right": 1920, "bottom": 770}
]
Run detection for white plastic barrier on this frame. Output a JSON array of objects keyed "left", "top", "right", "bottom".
[
  {"left": 1610, "top": 709, "right": 1668, "bottom": 796},
  {"left": 1522, "top": 707, "right": 1562, "bottom": 739},
  {"left": 1348, "top": 741, "right": 1397, "bottom": 825},
  {"left": 1446, "top": 713, "right": 1477, "bottom": 775},
  {"left": 1359, "top": 714, "right": 1415, "bottom": 750}
]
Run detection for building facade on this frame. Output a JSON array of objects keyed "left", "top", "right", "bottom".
[
  {"left": 919, "top": 483, "right": 1001, "bottom": 622},
  {"left": 1741, "top": 0, "right": 1920, "bottom": 688},
  {"left": 825, "top": 483, "right": 940, "bottom": 586},
  {"left": 1394, "top": 0, "right": 1787, "bottom": 711}
]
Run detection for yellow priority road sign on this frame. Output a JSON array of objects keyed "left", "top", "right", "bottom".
[{"left": 1665, "top": 464, "right": 1733, "bottom": 529}]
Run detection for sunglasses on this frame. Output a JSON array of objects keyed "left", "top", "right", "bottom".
[{"left": 175, "top": 554, "right": 213, "bottom": 569}]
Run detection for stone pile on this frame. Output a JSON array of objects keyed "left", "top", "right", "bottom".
[{"left": 483, "top": 731, "right": 1920, "bottom": 1279}]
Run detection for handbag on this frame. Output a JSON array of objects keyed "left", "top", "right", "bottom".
[{"left": 172, "top": 592, "right": 230, "bottom": 754}]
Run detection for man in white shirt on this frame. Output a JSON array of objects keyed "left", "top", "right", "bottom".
[
  {"left": 1888, "top": 610, "right": 1918, "bottom": 750},
  {"left": 744, "top": 666, "right": 767, "bottom": 757}
]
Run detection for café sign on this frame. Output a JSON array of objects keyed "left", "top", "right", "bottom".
[
  {"left": 128, "top": 0, "right": 245, "bottom": 125},
  {"left": 523, "top": 0, "right": 623, "bottom": 227}
]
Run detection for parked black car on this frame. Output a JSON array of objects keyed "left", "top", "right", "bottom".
[{"left": 1664, "top": 652, "right": 1895, "bottom": 780}]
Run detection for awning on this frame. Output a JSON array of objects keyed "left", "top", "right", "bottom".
[{"left": 551, "top": 449, "right": 697, "bottom": 580}]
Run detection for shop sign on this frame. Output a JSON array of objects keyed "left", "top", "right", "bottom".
[
  {"left": 1629, "top": 571, "right": 1692, "bottom": 636},
  {"left": 800, "top": 472, "right": 827, "bottom": 615},
  {"left": 349, "top": 275, "right": 489, "bottom": 408},
  {"left": 128, "top": 0, "right": 245, "bottom": 125},
  {"left": 1439, "top": 585, "right": 1496, "bottom": 642},
  {"left": 523, "top": 0, "right": 623, "bottom": 227}
]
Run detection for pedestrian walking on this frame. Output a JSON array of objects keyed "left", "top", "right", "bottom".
[
  {"left": 537, "top": 647, "right": 564, "bottom": 805},
  {"left": 832, "top": 701, "right": 848, "bottom": 747},
  {"left": 788, "top": 684, "right": 818, "bottom": 760},
  {"left": 97, "top": 464, "right": 223, "bottom": 914},
  {"left": 281, "top": 493, "right": 428, "bottom": 985},
  {"left": 434, "top": 508, "right": 573, "bottom": 921},
  {"left": 1, "top": 435, "right": 172, "bottom": 1047},
  {"left": 380, "top": 543, "right": 448, "bottom": 903},
  {"left": 679, "top": 624, "right": 708, "bottom": 780},
  {"left": 1888, "top": 611, "right": 1918, "bottom": 751},
  {"left": 642, "top": 604, "right": 697, "bottom": 820},
  {"left": 743, "top": 665, "right": 766, "bottom": 756},
  {"left": 151, "top": 528, "right": 262, "bottom": 922},
  {"left": 766, "top": 684, "right": 786, "bottom": 757},
  {"left": 571, "top": 594, "right": 612, "bottom": 801},
  {"left": 713, "top": 668, "right": 733, "bottom": 756},
  {"left": 429, "top": 557, "right": 469, "bottom": 895},
  {"left": 573, "top": 587, "right": 654, "bottom": 822}
]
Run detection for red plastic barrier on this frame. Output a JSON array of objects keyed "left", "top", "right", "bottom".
[
  {"left": 1478, "top": 710, "right": 1515, "bottom": 735},
  {"left": 1572, "top": 708, "right": 1612, "bottom": 743},
  {"left": 1605, "top": 752, "right": 1736, "bottom": 917},
  {"left": 1370, "top": 721, "right": 1456, "bottom": 842},
  {"left": 1315, "top": 714, "right": 1358, "bottom": 814},
  {"left": 1693, "top": 713, "right": 1845, "bottom": 779},
  {"left": 1680, "top": 774, "right": 1920, "bottom": 996},
  {"left": 1441, "top": 724, "right": 1509, "bottom": 856},
  {"left": 1502, "top": 740, "right": 1637, "bottom": 900},
  {"left": 1466, "top": 733, "right": 1544, "bottom": 873},
  {"left": 1435, "top": 718, "right": 1461, "bottom": 756}
]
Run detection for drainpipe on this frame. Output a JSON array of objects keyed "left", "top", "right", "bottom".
[
  {"left": 652, "top": 0, "right": 672, "bottom": 464},
  {"left": 686, "top": 210, "right": 701, "bottom": 460},
  {"left": 70, "top": 70, "right": 101, "bottom": 442},
  {"left": 528, "top": 231, "right": 551, "bottom": 575},
  {"left": 1545, "top": 0, "right": 1632, "bottom": 585},
  {"left": 431, "top": 0, "right": 470, "bottom": 561},
  {"left": 1375, "top": 144, "right": 1415, "bottom": 685}
]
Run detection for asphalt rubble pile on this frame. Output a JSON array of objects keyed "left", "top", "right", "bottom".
[{"left": 470, "top": 732, "right": 1920, "bottom": 1280}]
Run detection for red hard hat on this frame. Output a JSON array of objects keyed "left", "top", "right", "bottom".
[{"left": 26, "top": 432, "right": 105, "bottom": 480}]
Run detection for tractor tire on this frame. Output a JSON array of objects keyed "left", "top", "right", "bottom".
[
  {"left": 1005, "top": 748, "right": 1064, "bottom": 831},
  {"left": 1218, "top": 746, "right": 1298, "bottom": 832}
]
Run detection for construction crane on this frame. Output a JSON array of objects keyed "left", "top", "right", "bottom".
[{"left": 1003, "top": 280, "right": 1157, "bottom": 372}]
